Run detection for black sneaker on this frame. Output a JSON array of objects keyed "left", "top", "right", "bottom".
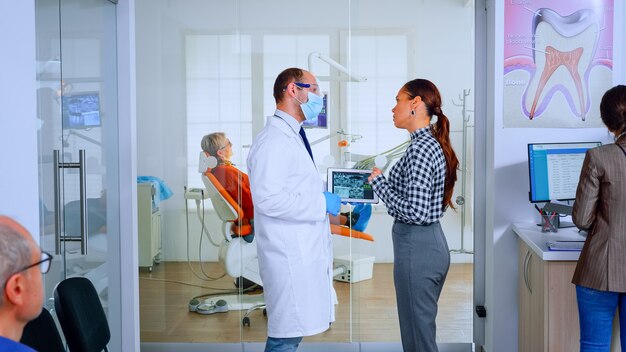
[{"left": 341, "top": 212, "right": 360, "bottom": 227}]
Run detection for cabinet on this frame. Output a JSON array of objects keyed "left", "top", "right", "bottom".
[
  {"left": 138, "top": 183, "right": 162, "bottom": 271},
  {"left": 518, "top": 238, "right": 620, "bottom": 352},
  {"left": 518, "top": 238, "right": 577, "bottom": 351}
]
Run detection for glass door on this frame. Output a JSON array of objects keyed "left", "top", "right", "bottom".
[
  {"left": 136, "top": 1, "right": 476, "bottom": 350},
  {"left": 35, "top": 0, "right": 119, "bottom": 339}
]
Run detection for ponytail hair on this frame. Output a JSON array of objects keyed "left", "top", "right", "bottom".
[
  {"left": 403, "top": 79, "right": 459, "bottom": 210},
  {"left": 432, "top": 111, "right": 459, "bottom": 210}
]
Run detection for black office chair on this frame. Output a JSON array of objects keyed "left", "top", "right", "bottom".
[
  {"left": 20, "top": 308, "right": 65, "bottom": 352},
  {"left": 54, "top": 277, "right": 110, "bottom": 352}
]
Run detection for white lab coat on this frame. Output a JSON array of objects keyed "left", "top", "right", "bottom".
[{"left": 247, "top": 110, "right": 336, "bottom": 338}]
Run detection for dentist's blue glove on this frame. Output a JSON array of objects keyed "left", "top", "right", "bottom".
[{"left": 323, "top": 192, "right": 341, "bottom": 216}]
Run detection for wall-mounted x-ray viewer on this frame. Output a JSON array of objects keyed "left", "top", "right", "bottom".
[
  {"left": 62, "top": 91, "right": 101, "bottom": 130},
  {"left": 308, "top": 52, "right": 367, "bottom": 82}
]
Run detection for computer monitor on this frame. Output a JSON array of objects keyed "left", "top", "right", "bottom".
[
  {"left": 62, "top": 92, "right": 101, "bottom": 129},
  {"left": 302, "top": 92, "right": 327, "bottom": 129},
  {"left": 527, "top": 142, "right": 601, "bottom": 203}
]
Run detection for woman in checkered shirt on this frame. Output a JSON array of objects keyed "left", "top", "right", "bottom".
[{"left": 368, "top": 79, "right": 459, "bottom": 352}]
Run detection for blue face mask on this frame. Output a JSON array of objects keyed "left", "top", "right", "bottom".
[{"left": 296, "top": 92, "right": 324, "bottom": 121}]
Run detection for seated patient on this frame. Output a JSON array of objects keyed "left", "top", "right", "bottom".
[
  {"left": 200, "top": 132, "right": 371, "bottom": 235},
  {"left": 200, "top": 132, "right": 254, "bottom": 242}
]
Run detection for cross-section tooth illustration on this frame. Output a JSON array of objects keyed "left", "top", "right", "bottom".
[{"left": 524, "top": 8, "right": 599, "bottom": 121}]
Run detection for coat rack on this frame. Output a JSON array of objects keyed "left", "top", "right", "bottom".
[{"left": 450, "top": 89, "right": 473, "bottom": 255}]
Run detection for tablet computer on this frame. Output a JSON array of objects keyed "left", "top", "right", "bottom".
[{"left": 327, "top": 168, "right": 379, "bottom": 204}]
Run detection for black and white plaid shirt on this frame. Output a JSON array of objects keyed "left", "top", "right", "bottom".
[{"left": 371, "top": 126, "right": 446, "bottom": 225}]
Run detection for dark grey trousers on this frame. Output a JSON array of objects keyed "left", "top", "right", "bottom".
[{"left": 392, "top": 220, "right": 450, "bottom": 352}]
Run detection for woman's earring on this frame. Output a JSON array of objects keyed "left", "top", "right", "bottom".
[{"left": 410, "top": 109, "right": 415, "bottom": 116}]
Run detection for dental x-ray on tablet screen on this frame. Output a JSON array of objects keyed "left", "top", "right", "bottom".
[{"left": 327, "top": 168, "right": 379, "bottom": 204}]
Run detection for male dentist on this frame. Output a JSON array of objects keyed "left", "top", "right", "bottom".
[{"left": 247, "top": 67, "right": 341, "bottom": 352}]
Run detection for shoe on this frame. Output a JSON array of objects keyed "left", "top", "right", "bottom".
[
  {"left": 340, "top": 212, "right": 360, "bottom": 227},
  {"left": 235, "top": 276, "right": 262, "bottom": 290},
  {"left": 352, "top": 203, "right": 372, "bottom": 232},
  {"left": 196, "top": 299, "right": 229, "bottom": 315}
]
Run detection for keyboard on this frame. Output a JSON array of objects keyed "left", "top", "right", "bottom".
[{"left": 546, "top": 241, "right": 584, "bottom": 251}]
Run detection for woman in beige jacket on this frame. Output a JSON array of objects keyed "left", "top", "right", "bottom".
[{"left": 572, "top": 84, "right": 626, "bottom": 351}]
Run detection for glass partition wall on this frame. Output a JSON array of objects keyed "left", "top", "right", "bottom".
[
  {"left": 35, "top": 0, "right": 122, "bottom": 349},
  {"left": 136, "top": 0, "right": 475, "bottom": 349}
]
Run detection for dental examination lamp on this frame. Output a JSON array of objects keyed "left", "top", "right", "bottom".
[
  {"left": 308, "top": 52, "right": 367, "bottom": 82},
  {"left": 351, "top": 141, "right": 411, "bottom": 172},
  {"left": 310, "top": 129, "right": 363, "bottom": 147}
]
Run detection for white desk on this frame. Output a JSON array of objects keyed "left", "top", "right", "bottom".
[{"left": 512, "top": 222, "right": 586, "bottom": 261}]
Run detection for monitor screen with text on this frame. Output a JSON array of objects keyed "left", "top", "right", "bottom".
[{"left": 527, "top": 142, "right": 601, "bottom": 203}]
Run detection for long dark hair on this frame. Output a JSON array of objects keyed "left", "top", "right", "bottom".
[{"left": 403, "top": 79, "right": 459, "bottom": 209}]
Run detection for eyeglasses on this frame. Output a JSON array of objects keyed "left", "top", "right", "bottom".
[
  {"left": 15, "top": 251, "right": 53, "bottom": 276},
  {"left": 21, "top": 251, "right": 54, "bottom": 274},
  {"left": 2, "top": 251, "right": 53, "bottom": 288},
  {"left": 219, "top": 140, "right": 232, "bottom": 150},
  {"left": 294, "top": 82, "right": 321, "bottom": 95}
]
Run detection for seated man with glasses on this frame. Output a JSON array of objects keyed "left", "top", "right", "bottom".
[{"left": 0, "top": 215, "right": 53, "bottom": 352}]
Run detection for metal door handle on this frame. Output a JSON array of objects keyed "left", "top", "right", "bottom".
[
  {"left": 52, "top": 149, "right": 88, "bottom": 255},
  {"left": 524, "top": 250, "right": 532, "bottom": 294},
  {"left": 524, "top": 250, "right": 530, "bottom": 293},
  {"left": 78, "top": 150, "right": 88, "bottom": 255},
  {"left": 53, "top": 150, "right": 62, "bottom": 255}
]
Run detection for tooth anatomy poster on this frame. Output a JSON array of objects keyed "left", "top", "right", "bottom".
[{"left": 504, "top": 1, "right": 614, "bottom": 128}]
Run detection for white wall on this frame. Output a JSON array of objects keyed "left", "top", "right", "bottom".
[
  {"left": 483, "top": 1, "right": 626, "bottom": 351},
  {"left": 0, "top": 1, "right": 40, "bottom": 240},
  {"left": 135, "top": 0, "right": 476, "bottom": 263}
]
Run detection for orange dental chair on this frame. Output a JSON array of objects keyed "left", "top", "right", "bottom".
[{"left": 186, "top": 152, "right": 374, "bottom": 326}]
